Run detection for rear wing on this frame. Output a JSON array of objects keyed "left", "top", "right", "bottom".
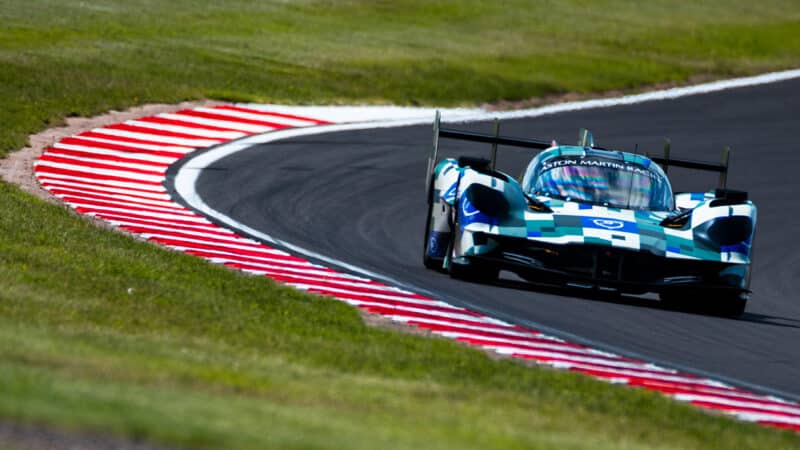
[
  {"left": 425, "top": 111, "right": 732, "bottom": 194},
  {"left": 425, "top": 111, "right": 551, "bottom": 194},
  {"left": 649, "top": 139, "right": 731, "bottom": 189}
]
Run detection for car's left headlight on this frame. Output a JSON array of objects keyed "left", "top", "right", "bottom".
[{"left": 464, "top": 184, "right": 510, "bottom": 218}]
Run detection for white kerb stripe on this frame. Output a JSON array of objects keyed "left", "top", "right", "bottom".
[
  {"left": 126, "top": 120, "right": 247, "bottom": 140},
  {"left": 159, "top": 113, "right": 275, "bottom": 134},
  {"left": 91, "top": 128, "right": 220, "bottom": 148}
]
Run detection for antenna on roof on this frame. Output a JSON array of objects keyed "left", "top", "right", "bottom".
[
  {"left": 490, "top": 118, "right": 500, "bottom": 171},
  {"left": 578, "top": 128, "right": 594, "bottom": 148},
  {"left": 662, "top": 138, "right": 671, "bottom": 175},
  {"left": 719, "top": 146, "right": 730, "bottom": 188}
]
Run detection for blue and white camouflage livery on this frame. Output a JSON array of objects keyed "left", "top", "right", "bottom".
[{"left": 423, "top": 120, "right": 757, "bottom": 316}]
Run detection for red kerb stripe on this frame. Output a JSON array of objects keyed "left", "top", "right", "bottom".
[
  {"left": 35, "top": 166, "right": 163, "bottom": 186},
  {"left": 136, "top": 116, "right": 254, "bottom": 134},
  {"left": 689, "top": 400, "right": 800, "bottom": 419},
  {"left": 78, "top": 131, "right": 196, "bottom": 149},
  {"left": 171, "top": 109, "right": 288, "bottom": 129},
  {"left": 213, "top": 105, "right": 332, "bottom": 125},
  {"left": 58, "top": 137, "right": 187, "bottom": 159},
  {"left": 106, "top": 123, "right": 222, "bottom": 141},
  {"left": 39, "top": 154, "right": 165, "bottom": 176},
  {"left": 45, "top": 148, "right": 173, "bottom": 168}
]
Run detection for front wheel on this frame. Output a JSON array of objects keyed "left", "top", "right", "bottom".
[
  {"left": 448, "top": 249, "right": 499, "bottom": 283},
  {"left": 712, "top": 293, "right": 747, "bottom": 317},
  {"left": 448, "top": 258, "right": 500, "bottom": 283}
]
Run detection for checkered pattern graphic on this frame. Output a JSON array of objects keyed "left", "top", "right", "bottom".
[{"left": 434, "top": 157, "right": 754, "bottom": 264}]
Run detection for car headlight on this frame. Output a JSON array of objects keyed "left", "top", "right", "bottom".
[
  {"left": 696, "top": 216, "right": 753, "bottom": 247},
  {"left": 464, "top": 184, "right": 509, "bottom": 218}
]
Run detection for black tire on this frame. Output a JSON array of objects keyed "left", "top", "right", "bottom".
[
  {"left": 446, "top": 228, "right": 499, "bottom": 283},
  {"left": 659, "top": 289, "right": 747, "bottom": 317},
  {"left": 448, "top": 258, "right": 500, "bottom": 283},
  {"left": 712, "top": 293, "right": 748, "bottom": 317}
]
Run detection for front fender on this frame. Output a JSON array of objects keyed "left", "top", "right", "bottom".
[
  {"left": 689, "top": 200, "right": 757, "bottom": 263},
  {"left": 451, "top": 169, "right": 528, "bottom": 259}
]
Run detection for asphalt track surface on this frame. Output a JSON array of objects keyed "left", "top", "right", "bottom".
[{"left": 195, "top": 78, "right": 800, "bottom": 398}]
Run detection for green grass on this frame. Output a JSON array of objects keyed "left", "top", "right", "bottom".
[
  {"left": 1, "top": 1, "right": 800, "bottom": 448},
  {"left": 2, "top": 184, "right": 799, "bottom": 449},
  {"left": 2, "top": 1, "right": 800, "bottom": 155}
]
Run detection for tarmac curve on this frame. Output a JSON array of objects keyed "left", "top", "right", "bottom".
[{"left": 194, "top": 77, "right": 800, "bottom": 399}]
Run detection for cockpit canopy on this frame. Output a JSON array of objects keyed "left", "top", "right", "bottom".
[{"left": 522, "top": 147, "right": 674, "bottom": 211}]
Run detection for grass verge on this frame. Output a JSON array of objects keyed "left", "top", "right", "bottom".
[
  {"left": 2, "top": 182, "right": 799, "bottom": 449},
  {"left": 3, "top": 1, "right": 800, "bottom": 156},
  {"left": 1, "top": 1, "right": 800, "bottom": 448}
]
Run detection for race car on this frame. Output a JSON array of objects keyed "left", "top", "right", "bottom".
[{"left": 423, "top": 112, "right": 756, "bottom": 316}]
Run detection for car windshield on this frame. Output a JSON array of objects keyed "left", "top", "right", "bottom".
[{"left": 526, "top": 157, "right": 673, "bottom": 211}]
